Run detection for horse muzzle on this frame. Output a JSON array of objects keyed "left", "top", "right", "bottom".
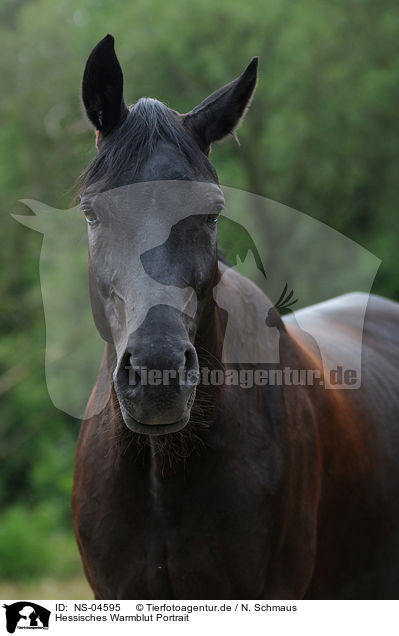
[{"left": 113, "top": 337, "right": 199, "bottom": 435}]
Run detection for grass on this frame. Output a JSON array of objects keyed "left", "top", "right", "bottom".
[
  {"left": 0, "top": 508, "right": 93, "bottom": 599},
  {"left": 0, "top": 575, "right": 92, "bottom": 600}
]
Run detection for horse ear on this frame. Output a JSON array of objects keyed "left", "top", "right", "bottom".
[
  {"left": 183, "top": 57, "right": 258, "bottom": 154},
  {"left": 82, "top": 34, "right": 128, "bottom": 138}
]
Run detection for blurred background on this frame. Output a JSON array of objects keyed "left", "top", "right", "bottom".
[{"left": 1, "top": 0, "right": 399, "bottom": 598}]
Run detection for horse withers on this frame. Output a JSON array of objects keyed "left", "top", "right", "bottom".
[{"left": 72, "top": 35, "right": 399, "bottom": 599}]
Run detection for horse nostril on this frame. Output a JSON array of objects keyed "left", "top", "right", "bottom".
[
  {"left": 121, "top": 353, "right": 141, "bottom": 390},
  {"left": 184, "top": 345, "right": 197, "bottom": 371},
  {"left": 183, "top": 346, "right": 199, "bottom": 387},
  {"left": 117, "top": 344, "right": 198, "bottom": 396}
]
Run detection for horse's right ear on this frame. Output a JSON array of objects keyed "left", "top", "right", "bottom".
[
  {"left": 183, "top": 57, "right": 258, "bottom": 155},
  {"left": 82, "top": 34, "right": 128, "bottom": 140}
]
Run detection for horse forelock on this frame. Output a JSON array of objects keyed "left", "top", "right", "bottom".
[{"left": 77, "top": 98, "right": 214, "bottom": 195}]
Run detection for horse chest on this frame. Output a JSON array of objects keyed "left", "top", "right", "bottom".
[
  {"left": 135, "top": 469, "right": 271, "bottom": 599},
  {"left": 76, "top": 423, "right": 281, "bottom": 598}
]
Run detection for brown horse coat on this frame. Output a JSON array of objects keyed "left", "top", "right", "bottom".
[{"left": 73, "top": 272, "right": 399, "bottom": 599}]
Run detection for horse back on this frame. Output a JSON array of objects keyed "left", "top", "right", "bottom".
[{"left": 285, "top": 292, "right": 399, "bottom": 598}]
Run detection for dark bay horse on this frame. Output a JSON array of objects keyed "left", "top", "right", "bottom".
[{"left": 72, "top": 35, "right": 399, "bottom": 599}]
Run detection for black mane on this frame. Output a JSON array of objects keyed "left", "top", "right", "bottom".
[{"left": 79, "top": 98, "right": 215, "bottom": 193}]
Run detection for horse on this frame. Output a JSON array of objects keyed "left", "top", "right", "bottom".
[{"left": 72, "top": 34, "right": 399, "bottom": 599}]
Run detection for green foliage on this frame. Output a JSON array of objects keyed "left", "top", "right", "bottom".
[
  {"left": 1, "top": 0, "right": 399, "bottom": 583},
  {"left": 0, "top": 504, "right": 80, "bottom": 581}
]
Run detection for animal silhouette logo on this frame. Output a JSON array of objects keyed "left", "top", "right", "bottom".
[
  {"left": 12, "top": 182, "right": 380, "bottom": 413},
  {"left": 213, "top": 251, "right": 280, "bottom": 364},
  {"left": 2, "top": 602, "right": 50, "bottom": 633}
]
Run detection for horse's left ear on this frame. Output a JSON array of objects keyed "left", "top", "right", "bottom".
[
  {"left": 183, "top": 57, "right": 258, "bottom": 154},
  {"left": 82, "top": 34, "right": 128, "bottom": 139}
]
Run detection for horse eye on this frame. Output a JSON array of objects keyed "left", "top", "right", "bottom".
[
  {"left": 206, "top": 202, "right": 225, "bottom": 227},
  {"left": 206, "top": 214, "right": 219, "bottom": 226},
  {"left": 80, "top": 204, "right": 98, "bottom": 225}
]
